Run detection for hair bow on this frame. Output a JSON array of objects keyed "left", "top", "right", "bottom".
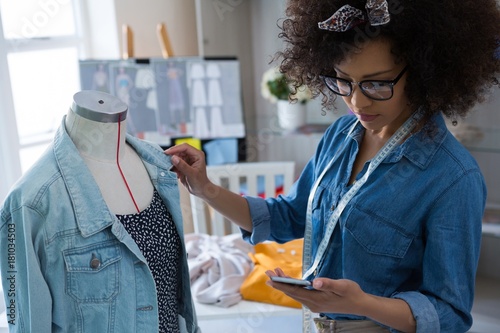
[{"left": 318, "top": 0, "right": 390, "bottom": 32}]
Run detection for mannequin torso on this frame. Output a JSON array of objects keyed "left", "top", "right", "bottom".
[{"left": 65, "top": 90, "right": 154, "bottom": 215}]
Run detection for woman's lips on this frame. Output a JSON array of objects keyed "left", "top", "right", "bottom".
[{"left": 356, "top": 113, "right": 379, "bottom": 122}]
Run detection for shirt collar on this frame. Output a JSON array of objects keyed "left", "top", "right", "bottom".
[
  {"left": 390, "top": 113, "right": 448, "bottom": 169},
  {"left": 343, "top": 112, "right": 449, "bottom": 169}
]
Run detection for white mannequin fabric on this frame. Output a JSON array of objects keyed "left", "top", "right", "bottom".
[{"left": 66, "top": 90, "right": 154, "bottom": 215}]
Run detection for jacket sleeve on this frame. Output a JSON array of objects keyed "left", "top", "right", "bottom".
[{"left": 0, "top": 205, "right": 52, "bottom": 333}]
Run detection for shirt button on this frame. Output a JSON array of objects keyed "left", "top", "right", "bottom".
[{"left": 160, "top": 172, "right": 166, "bottom": 177}]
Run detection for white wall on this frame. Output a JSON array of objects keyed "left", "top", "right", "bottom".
[
  {"left": 466, "top": 88, "right": 500, "bottom": 208},
  {"left": 83, "top": 0, "right": 198, "bottom": 59},
  {"left": 250, "top": 0, "right": 286, "bottom": 128},
  {"left": 114, "top": 0, "right": 198, "bottom": 58},
  {"left": 80, "top": 0, "right": 120, "bottom": 58},
  {"left": 196, "top": 0, "right": 256, "bottom": 138}
]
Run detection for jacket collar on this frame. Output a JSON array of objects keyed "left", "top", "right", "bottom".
[{"left": 53, "top": 117, "right": 174, "bottom": 238}]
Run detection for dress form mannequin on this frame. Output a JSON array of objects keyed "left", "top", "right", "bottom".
[{"left": 65, "top": 90, "right": 154, "bottom": 215}]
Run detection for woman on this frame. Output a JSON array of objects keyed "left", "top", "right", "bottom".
[{"left": 166, "top": 0, "right": 500, "bottom": 332}]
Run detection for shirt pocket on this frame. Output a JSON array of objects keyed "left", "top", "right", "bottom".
[
  {"left": 63, "top": 240, "right": 122, "bottom": 303},
  {"left": 344, "top": 205, "right": 412, "bottom": 259}
]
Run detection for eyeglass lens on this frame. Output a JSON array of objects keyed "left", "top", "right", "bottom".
[
  {"left": 325, "top": 78, "right": 393, "bottom": 100},
  {"left": 323, "top": 66, "right": 408, "bottom": 101}
]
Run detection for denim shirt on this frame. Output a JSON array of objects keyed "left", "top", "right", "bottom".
[
  {"left": 0, "top": 118, "right": 199, "bottom": 333},
  {"left": 243, "top": 113, "right": 486, "bottom": 333}
]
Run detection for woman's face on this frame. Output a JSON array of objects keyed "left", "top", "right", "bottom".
[{"left": 334, "top": 38, "right": 411, "bottom": 138}]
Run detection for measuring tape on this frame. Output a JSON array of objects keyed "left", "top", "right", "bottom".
[{"left": 301, "top": 108, "right": 425, "bottom": 332}]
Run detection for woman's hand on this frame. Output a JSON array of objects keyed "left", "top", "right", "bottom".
[
  {"left": 165, "top": 143, "right": 254, "bottom": 231},
  {"left": 265, "top": 268, "right": 367, "bottom": 315},
  {"left": 165, "top": 143, "right": 213, "bottom": 198},
  {"left": 265, "top": 268, "right": 416, "bottom": 332}
]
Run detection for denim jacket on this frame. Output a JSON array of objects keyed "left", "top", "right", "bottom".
[
  {"left": 0, "top": 118, "right": 199, "bottom": 333},
  {"left": 244, "top": 113, "right": 486, "bottom": 333}
]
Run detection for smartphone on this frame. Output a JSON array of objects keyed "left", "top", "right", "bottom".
[{"left": 270, "top": 276, "right": 312, "bottom": 287}]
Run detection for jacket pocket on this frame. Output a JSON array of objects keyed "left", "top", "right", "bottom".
[{"left": 63, "top": 240, "right": 122, "bottom": 302}]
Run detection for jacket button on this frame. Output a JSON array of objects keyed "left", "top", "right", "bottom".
[{"left": 90, "top": 254, "right": 101, "bottom": 269}]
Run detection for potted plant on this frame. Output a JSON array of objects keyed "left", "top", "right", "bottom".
[{"left": 260, "top": 67, "right": 312, "bottom": 130}]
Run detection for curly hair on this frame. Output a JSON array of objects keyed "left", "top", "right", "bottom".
[{"left": 277, "top": 0, "right": 500, "bottom": 119}]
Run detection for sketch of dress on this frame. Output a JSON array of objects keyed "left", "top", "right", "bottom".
[
  {"left": 114, "top": 66, "right": 136, "bottom": 133},
  {"left": 92, "top": 64, "right": 109, "bottom": 92},
  {"left": 207, "top": 63, "right": 224, "bottom": 137},
  {"left": 134, "top": 67, "right": 158, "bottom": 133},
  {"left": 190, "top": 63, "right": 210, "bottom": 138},
  {"left": 135, "top": 67, "right": 157, "bottom": 109},
  {"left": 115, "top": 67, "right": 133, "bottom": 106},
  {"left": 207, "top": 63, "right": 223, "bottom": 106},
  {"left": 167, "top": 63, "right": 188, "bottom": 134}
]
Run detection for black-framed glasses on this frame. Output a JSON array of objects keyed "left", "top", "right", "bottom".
[{"left": 321, "top": 66, "right": 408, "bottom": 101}]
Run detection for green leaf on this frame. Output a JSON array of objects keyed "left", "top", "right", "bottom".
[{"left": 267, "top": 76, "right": 290, "bottom": 101}]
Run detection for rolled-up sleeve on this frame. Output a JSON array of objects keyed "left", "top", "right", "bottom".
[
  {"left": 241, "top": 196, "right": 271, "bottom": 245},
  {"left": 391, "top": 291, "right": 440, "bottom": 333}
]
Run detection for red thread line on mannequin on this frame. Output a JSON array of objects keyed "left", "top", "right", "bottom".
[{"left": 116, "top": 114, "right": 140, "bottom": 213}]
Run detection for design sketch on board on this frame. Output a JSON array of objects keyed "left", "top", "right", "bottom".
[
  {"left": 187, "top": 59, "right": 245, "bottom": 140},
  {"left": 115, "top": 66, "right": 134, "bottom": 106},
  {"left": 167, "top": 62, "right": 188, "bottom": 134},
  {"left": 109, "top": 63, "right": 157, "bottom": 136},
  {"left": 79, "top": 60, "right": 115, "bottom": 94},
  {"left": 152, "top": 59, "right": 192, "bottom": 138},
  {"left": 79, "top": 58, "right": 245, "bottom": 144},
  {"left": 92, "top": 64, "right": 109, "bottom": 92},
  {"left": 190, "top": 62, "right": 210, "bottom": 138},
  {"left": 207, "top": 63, "right": 224, "bottom": 137}
]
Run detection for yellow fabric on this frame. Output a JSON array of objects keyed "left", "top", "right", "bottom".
[
  {"left": 174, "top": 138, "right": 202, "bottom": 150},
  {"left": 240, "top": 239, "right": 303, "bottom": 308}
]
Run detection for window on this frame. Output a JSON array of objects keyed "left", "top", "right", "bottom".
[{"left": 0, "top": 0, "right": 83, "bottom": 200}]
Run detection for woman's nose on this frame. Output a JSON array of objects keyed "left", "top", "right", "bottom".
[{"left": 349, "top": 85, "right": 372, "bottom": 109}]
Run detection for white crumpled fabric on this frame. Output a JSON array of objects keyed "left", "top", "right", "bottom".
[{"left": 185, "top": 233, "right": 254, "bottom": 307}]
